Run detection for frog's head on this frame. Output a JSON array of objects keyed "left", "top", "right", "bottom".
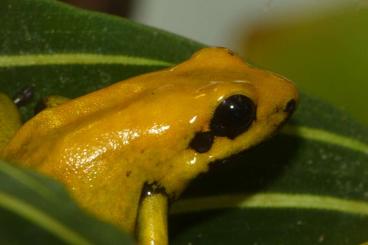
[{"left": 151, "top": 47, "right": 298, "bottom": 197}]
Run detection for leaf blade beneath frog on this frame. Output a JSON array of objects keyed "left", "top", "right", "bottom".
[
  {"left": 0, "top": 160, "right": 133, "bottom": 245},
  {"left": 0, "top": 0, "right": 368, "bottom": 244}
]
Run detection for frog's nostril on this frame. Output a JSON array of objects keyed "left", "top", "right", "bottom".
[
  {"left": 284, "top": 99, "right": 296, "bottom": 114},
  {"left": 189, "top": 131, "right": 214, "bottom": 153}
]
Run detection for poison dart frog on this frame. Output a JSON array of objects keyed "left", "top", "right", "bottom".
[{"left": 0, "top": 47, "right": 298, "bottom": 244}]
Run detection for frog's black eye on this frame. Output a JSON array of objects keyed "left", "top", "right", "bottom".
[{"left": 210, "top": 94, "right": 256, "bottom": 139}]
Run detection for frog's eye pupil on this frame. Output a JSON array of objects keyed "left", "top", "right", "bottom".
[{"left": 210, "top": 94, "right": 256, "bottom": 139}]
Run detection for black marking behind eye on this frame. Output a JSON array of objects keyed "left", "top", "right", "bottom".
[
  {"left": 189, "top": 131, "right": 214, "bottom": 153},
  {"left": 210, "top": 94, "right": 256, "bottom": 139},
  {"left": 284, "top": 99, "right": 296, "bottom": 113}
]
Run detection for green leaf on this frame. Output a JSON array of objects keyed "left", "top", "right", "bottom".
[
  {"left": 0, "top": 159, "right": 133, "bottom": 244},
  {"left": 1, "top": 0, "right": 368, "bottom": 244},
  {"left": 244, "top": 7, "right": 368, "bottom": 126}
]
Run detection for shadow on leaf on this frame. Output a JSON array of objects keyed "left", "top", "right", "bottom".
[{"left": 169, "top": 133, "right": 302, "bottom": 240}]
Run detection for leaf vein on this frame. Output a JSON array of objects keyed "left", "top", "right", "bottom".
[
  {"left": 171, "top": 193, "right": 368, "bottom": 216},
  {"left": 0, "top": 54, "right": 173, "bottom": 67},
  {"left": 0, "top": 162, "right": 57, "bottom": 201},
  {"left": 281, "top": 125, "right": 368, "bottom": 155},
  {"left": 0, "top": 191, "right": 91, "bottom": 245}
]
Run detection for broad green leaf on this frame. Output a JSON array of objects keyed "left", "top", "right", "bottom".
[
  {"left": 1, "top": 0, "right": 368, "bottom": 244},
  {"left": 0, "top": 0, "right": 204, "bottom": 120},
  {"left": 0, "top": 159, "right": 133, "bottom": 244},
  {"left": 244, "top": 7, "right": 368, "bottom": 126}
]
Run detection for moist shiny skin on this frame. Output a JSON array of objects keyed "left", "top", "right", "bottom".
[{"left": 1, "top": 47, "right": 299, "bottom": 233}]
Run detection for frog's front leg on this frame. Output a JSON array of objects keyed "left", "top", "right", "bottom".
[{"left": 137, "top": 183, "right": 169, "bottom": 245}]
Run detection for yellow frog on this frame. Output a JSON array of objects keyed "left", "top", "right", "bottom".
[{"left": 0, "top": 47, "right": 298, "bottom": 244}]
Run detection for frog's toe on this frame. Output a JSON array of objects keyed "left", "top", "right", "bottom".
[{"left": 13, "top": 86, "right": 34, "bottom": 107}]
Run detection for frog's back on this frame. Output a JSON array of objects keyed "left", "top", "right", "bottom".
[
  {"left": 1, "top": 70, "right": 186, "bottom": 231},
  {"left": 2, "top": 85, "right": 153, "bottom": 231}
]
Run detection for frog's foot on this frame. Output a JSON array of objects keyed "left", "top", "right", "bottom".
[
  {"left": 35, "top": 95, "right": 70, "bottom": 113},
  {"left": 0, "top": 93, "right": 22, "bottom": 150},
  {"left": 0, "top": 86, "right": 35, "bottom": 150},
  {"left": 12, "top": 86, "right": 34, "bottom": 107},
  {"left": 0, "top": 86, "right": 70, "bottom": 151},
  {"left": 137, "top": 182, "right": 168, "bottom": 245}
]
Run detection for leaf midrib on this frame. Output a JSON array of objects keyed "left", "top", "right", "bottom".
[
  {"left": 0, "top": 191, "right": 91, "bottom": 245},
  {"left": 282, "top": 125, "right": 368, "bottom": 155},
  {"left": 171, "top": 192, "right": 368, "bottom": 217},
  {"left": 0, "top": 53, "right": 174, "bottom": 67}
]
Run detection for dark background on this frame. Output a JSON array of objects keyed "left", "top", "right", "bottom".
[{"left": 62, "top": 0, "right": 132, "bottom": 17}]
